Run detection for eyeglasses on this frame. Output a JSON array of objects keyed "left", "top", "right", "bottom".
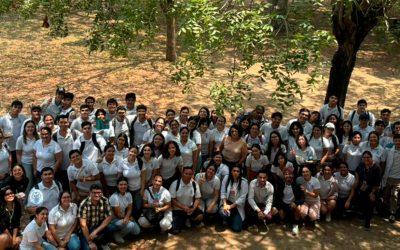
[
  {"left": 91, "top": 192, "right": 103, "bottom": 196},
  {"left": 62, "top": 196, "right": 71, "bottom": 199}
]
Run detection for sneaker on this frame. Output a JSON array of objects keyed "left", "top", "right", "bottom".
[
  {"left": 364, "top": 220, "right": 371, "bottom": 231},
  {"left": 101, "top": 244, "right": 111, "bottom": 250},
  {"left": 248, "top": 224, "right": 259, "bottom": 233},
  {"left": 185, "top": 218, "right": 192, "bottom": 228},
  {"left": 326, "top": 213, "right": 331, "bottom": 223},
  {"left": 263, "top": 220, "right": 269, "bottom": 231},
  {"left": 112, "top": 232, "right": 125, "bottom": 244},
  {"left": 292, "top": 224, "right": 299, "bottom": 235},
  {"left": 389, "top": 215, "right": 396, "bottom": 224}
]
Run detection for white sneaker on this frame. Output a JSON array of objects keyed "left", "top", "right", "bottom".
[
  {"left": 185, "top": 218, "right": 192, "bottom": 228},
  {"left": 326, "top": 213, "right": 331, "bottom": 223},
  {"left": 113, "top": 232, "right": 125, "bottom": 244},
  {"left": 292, "top": 224, "right": 299, "bottom": 235},
  {"left": 101, "top": 244, "right": 111, "bottom": 250}
]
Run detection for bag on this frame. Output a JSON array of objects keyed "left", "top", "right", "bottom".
[{"left": 143, "top": 187, "right": 164, "bottom": 224}]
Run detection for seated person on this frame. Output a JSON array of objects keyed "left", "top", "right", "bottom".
[
  {"left": 317, "top": 165, "right": 338, "bottom": 222},
  {"left": 195, "top": 163, "right": 221, "bottom": 215},
  {"left": 0, "top": 186, "right": 22, "bottom": 249}
]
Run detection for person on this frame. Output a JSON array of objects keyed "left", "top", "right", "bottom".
[
  {"left": 354, "top": 151, "right": 381, "bottom": 230},
  {"left": 175, "top": 127, "right": 198, "bottom": 173},
  {"left": 92, "top": 109, "right": 112, "bottom": 143},
  {"left": 187, "top": 117, "right": 202, "bottom": 171},
  {"left": 197, "top": 117, "right": 212, "bottom": 166},
  {"left": 319, "top": 95, "right": 344, "bottom": 122},
  {"left": 197, "top": 107, "right": 211, "bottom": 128},
  {"left": 142, "top": 117, "right": 167, "bottom": 144},
  {"left": 287, "top": 121, "right": 304, "bottom": 162},
  {"left": 309, "top": 111, "right": 321, "bottom": 125},
  {"left": 209, "top": 110, "right": 219, "bottom": 130},
  {"left": 347, "top": 99, "right": 376, "bottom": 127},
  {"left": 157, "top": 141, "right": 183, "bottom": 189},
  {"left": 0, "top": 164, "right": 29, "bottom": 202},
  {"left": 323, "top": 122, "right": 340, "bottom": 169},
  {"left": 0, "top": 186, "right": 22, "bottom": 249},
  {"left": 0, "top": 129, "right": 11, "bottom": 186},
  {"left": 337, "top": 120, "right": 353, "bottom": 157},
  {"left": 164, "top": 109, "right": 176, "bottom": 131},
  {"left": 219, "top": 125, "right": 247, "bottom": 169},
  {"left": 342, "top": 131, "right": 363, "bottom": 174},
  {"left": 98, "top": 144, "right": 121, "bottom": 197},
  {"left": 110, "top": 106, "right": 130, "bottom": 145},
  {"left": 245, "top": 144, "right": 269, "bottom": 180},
  {"left": 58, "top": 92, "right": 76, "bottom": 123},
  {"left": 261, "top": 112, "right": 289, "bottom": 144},
  {"left": 382, "top": 134, "right": 400, "bottom": 223},
  {"left": 334, "top": 161, "right": 356, "bottom": 218},
  {"left": 243, "top": 123, "right": 267, "bottom": 152},
  {"left": 239, "top": 116, "right": 251, "bottom": 137},
  {"left": 271, "top": 152, "right": 294, "bottom": 188},
  {"left": 70, "top": 105, "right": 92, "bottom": 133},
  {"left": 125, "top": 93, "right": 137, "bottom": 116},
  {"left": 175, "top": 107, "right": 190, "bottom": 127},
  {"left": 169, "top": 167, "right": 203, "bottom": 234},
  {"left": 109, "top": 177, "right": 140, "bottom": 244},
  {"left": 308, "top": 124, "right": 329, "bottom": 173},
  {"left": 138, "top": 144, "right": 159, "bottom": 187},
  {"left": 42, "top": 114, "right": 59, "bottom": 135},
  {"left": 114, "top": 133, "right": 129, "bottom": 159},
  {"left": 374, "top": 120, "right": 386, "bottom": 139},
  {"left": 317, "top": 165, "right": 338, "bottom": 222},
  {"left": 360, "top": 131, "right": 387, "bottom": 169},
  {"left": 33, "top": 127, "right": 62, "bottom": 182},
  {"left": 164, "top": 120, "right": 180, "bottom": 143},
  {"left": 139, "top": 175, "right": 173, "bottom": 233},
  {"left": 234, "top": 105, "right": 268, "bottom": 127},
  {"left": 380, "top": 121, "right": 400, "bottom": 148},
  {"left": 296, "top": 166, "right": 320, "bottom": 227},
  {"left": 129, "top": 105, "right": 153, "bottom": 147},
  {"left": 117, "top": 146, "right": 146, "bottom": 221},
  {"left": 53, "top": 115, "right": 76, "bottom": 191},
  {"left": 16, "top": 120, "right": 40, "bottom": 196},
  {"left": 324, "top": 114, "right": 340, "bottom": 132},
  {"left": 195, "top": 163, "right": 220, "bottom": 215},
  {"left": 78, "top": 184, "right": 115, "bottom": 250},
  {"left": 271, "top": 167, "right": 303, "bottom": 235},
  {"left": 264, "top": 131, "right": 287, "bottom": 166},
  {"left": 152, "top": 133, "right": 165, "bottom": 157},
  {"left": 84, "top": 97, "right": 97, "bottom": 120},
  {"left": 105, "top": 98, "right": 118, "bottom": 121},
  {"left": 219, "top": 165, "right": 248, "bottom": 232},
  {"left": 73, "top": 121, "right": 106, "bottom": 163},
  {"left": 27, "top": 167, "right": 63, "bottom": 216},
  {"left": 68, "top": 150, "right": 101, "bottom": 202},
  {"left": 20, "top": 207, "right": 58, "bottom": 250},
  {"left": 380, "top": 109, "right": 392, "bottom": 136},
  {"left": 353, "top": 113, "right": 374, "bottom": 141},
  {"left": 209, "top": 116, "right": 229, "bottom": 157},
  {"left": 0, "top": 100, "right": 29, "bottom": 165},
  {"left": 41, "top": 86, "right": 65, "bottom": 119},
  {"left": 286, "top": 108, "right": 312, "bottom": 137},
  {"left": 202, "top": 152, "right": 229, "bottom": 182},
  {"left": 247, "top": 170, "right": 274, "bottom": 226},
  {"left": 48, "top": 191, "right": 81, "bottom": 250},
  {"left": 290, "top": 134, "right": 317, "bottom": 176},
  {"left": 19, "top": 106, "right": 44, "bottom": 135}
]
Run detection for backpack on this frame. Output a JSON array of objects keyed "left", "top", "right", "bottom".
[
  {"left": 79, "top": 133, "right": 103, "bottom": 154},
  {"left": 129, "top": 116, "right": 153, "bottom": 146},
  {"left": 175, "top": 178, "right": 197, "bottom": 204},
  {"left": 112, "top": 117, "right": 130, "bottom": 135},
  {"left": 52, "top": 130, "right": 78, "bottom": 143},
  {"left": 350, "top": 110, "right": 372, "bottom": 126},
  {"left": 35, "top": 180, "right": 62, "bottom": 192}
]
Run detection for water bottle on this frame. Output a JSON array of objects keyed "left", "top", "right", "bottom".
[
  {"left": 308, "top": 155, "right": 313, "bottom": 161},
  {"left": 154, "top": 192, "right": 160, "bottom": 206}
]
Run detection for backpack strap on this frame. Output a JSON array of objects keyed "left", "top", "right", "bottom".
[
  {"left": 350, "top": 111, "right": 356, "bottom": 123},
  {"left": 175, "top": 178, "right": 181, "bottom": 192},
  {"left": 91, "top": 133, "right": 103, "bottom": 154},
  {"left": 137, "top": 157, "right": 143, "bottom": 170},
  {"left": 192, "top": 181, "right": 197, "bottom": 204},
  {"left": 52, "top": 133, "right": 58, "bottom": 143},
  {"left": 146, "top": 187, "right": 154, "bottom": 199},
  {"left": 79, "top": 139, "right": 86, "bottom": 154}
]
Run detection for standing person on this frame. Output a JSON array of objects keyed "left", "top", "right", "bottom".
[
  {"left": 348, "top": 99, "right": 376, "bottom": 127},
  {"left": 0, "top": 130, "right": 12, "bottom": 186},
  {"left": 342, "top": 131, "right": 363, "bottom": 174},
  {"left": 187, "top": 117, "right": 202, "bottom": 171},
  {"left": 84, "top": 97, "right": 97, "bottom": 120},
  {"left": 41, "top": 86, "right": 65, "bottom": 119},
  {"left": 197, "top": 107, "right": 211, "bottom": 128},
  {"left": 264, "top": 131, "right": 287, "bottom": 166},
  {"left": 245, "top": 144, "right": 269, "bottom": 180},
  {"left": 105, "top": 98, "right": 118, "bottom": 121},
  {"left": 319, "top": 95, "right": 345, "bottom": 122},
  {"left": 219, "top": 125, "right": 247, "bottom": 169},
  {"left": 175, "top": 127, "right": 199, "bottom": 173},
  {"left": 68, "top": 150, "right": 101, "bottom": 203},
  {"left": 164, "top": 109, "right": 176, "bottom": 131},
  {"left": 165, "top": 120, "right": 180, "bottom": 143},
  {"left": 309, "top": 111, "right": 321, "bottom": 126},
  {"left": 138, "top": 144, "right": 159, "bottom": 187},
  {"left": 354, "top": 151, "right": 381, "bottom": 230},
  {"left": 234, "top": 105, "right": 268, "bottom": 127},
  {"left": 286, "top": 108, "right": 313, "bottom": 137},
  {"left": 58, "top": 92, "right": 76, "bottom": 123},
  {"left": 247, "top": 170, "right": 274, "bottom": 227},
  {"left": 198, "top": 118, "right": 212, "bottom": 166},
  {"left": 353, "top": 113, "right": 374, "bottom": 141},
  {"left": 33, "top": 127, "right": 62, "bottom": 182},
  {"left": 52, "top": 115, "right": 75, "bottom": 191},
  {"left": 175, "top": 107, "right": 190, "bottom": 128},
  {"left": 195, "top": 164, "right": 221, "bottom": 216},
  {"left": 380, "top": 109, "right": 392, "bottom": 136},
  {"left": 92, "top": 109, "right": 112, "bottom": 143},
  {"left": 139, "top": 175, "right": 173, "bottom": 233},
  {"left": 380, "top": 121, "right": 400, "bottom": 148},
  {"left": 308, "top": 124, "right": 329, "bottom": 173},
  {"left": 98, "top": 144, "right": 121, "bottom": 197},
  {"left": 287, "top": 121, "right": 304, "bottom": 162},
  {"left": 337, "top": 120, "right": 353, "bottom": 157},
  {"left": 48, "top": 191, "right": 81, "bottom": 250},
  {"left": 129, "top": 105, "right": 153, "bottom": 147},
  {"left": 238, "top": 116, "right": 251, "bottom": 138},
  {"left": 152, "top": 134, "right": 165, "bottom": 157},
  {"left": 110, "top": 107, "right": 130, "bottom": 144},
  {"left": 209, "top": 116, "right": 229, "bottom": 157},
  {"left": 360, "top": 131, "right": 387, "bottom": 169},
  {"left": 209, "top": 110, "right": 219, "bottom": 130},
  {"left": 169, "top": 167, "right": 203, "bottom": 234},
  {"left": 0, "top": 100, "right": 29, "bottom": 165},
  {"left": 324, "top": 114, "right": 340, "bottom": 132},
  {"left": 20, "top": 207, "right": 58, "bottom": 250},
  {"left": 70, "top": 105, "right": 92, "bottom": 133},
  {"left": 142, "top": 117, "right": 167, "bottom": 144},
  {"left": 0, "top": 187, "right": 22, "bottom": 249},
  {"left": 261, "top": 112, "right": 289, "bottom": 144},
  {"left": 317, "top": 165, "right": 338, "bottom": 222},
  {"left": 382, "top": 134, "right": 400, "bottom": 224},
  {"left": 243, "top": 124, "right": 267, "bottom": 152},
  {"left": 219, "top": 165, "right": 248, "bottom": 232},
  {"left": 114, "top": 134, "right": 129, "bottom": 159},
  {"left": 78, "top": 184, "right": 115, "bottom": 250},
  {"left": 157, "top": 141, "right": 183, "bottom": 189},
  {"left": 323, "top": 123, "right": 340, "bottom": 169},
  {"left": 290, "top": 135, "right": 317, "bottom": 176},
  {"left": 334, "top": 161, "right": 356, "bottom": 218},
  {"left": 374, "top": 120, "right": 386, "bottom": 139},
  {"left": 73, "top": 122, "right": 106, "bottom": 163},
  {"left": 109, "top": 177, "right": 140, "bottom": 244},
  {"left": 125, "top": 93, "right": 137, "bottom": 116},
  {"left": 42, "top": 115, "right": 59, "bottom": 135},
  {"left": 117, "top": 146, "right": 146, "bottom": 221},
  {"left": 19, "top": 106, "right": 44, "bottom": 135}
]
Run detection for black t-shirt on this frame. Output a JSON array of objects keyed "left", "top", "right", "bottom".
[
  {"left": 0, "top": 176, "right": 29, "bottom": 194},
  {"left": 356, "top": 163, "right": 381, "bottom": 193}
]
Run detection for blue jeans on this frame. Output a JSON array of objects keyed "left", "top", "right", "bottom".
[
  {"left": 66, "top": 234, "right": 81, "bottom": 250},
  {"left": 79, "top": 224, "right": 116, "bottom": 250},
  {"left": 130, "top": 189, "right": 143, "bottom": 220},
  {"left": 29, "top": 241, "right": 58, "bottom": 250},
  {"left": 219, "top": 202, "right": 243, "bottom": 232},
  {"left": 111, "top": 218, "right": 140, "bottom": 237},
  {"left": 23, "top": 163, "right": 36, "bottom": 200}
]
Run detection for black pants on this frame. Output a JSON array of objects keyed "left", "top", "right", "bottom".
[
  {"left": 360, "top": 191, "right": 376, "bottom": 225},
  {"left": 58, "top": 170, "right": 70, "bottom": 191}
]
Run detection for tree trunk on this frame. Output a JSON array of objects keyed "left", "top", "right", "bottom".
[
  {"left": 325, "top": 1, "right": 384, "bottom": 108},
  {"left": 160, "top": 0, "right": 177, "bottom": 62}
]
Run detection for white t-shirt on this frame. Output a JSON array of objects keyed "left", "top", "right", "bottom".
[
  {"left": 342, "top": 143, "right": 363, "bottom": 171},
  {"left": 198, "top": 129, "right": 212, "bottom": 155},
  {"left": 353, "top": 125, "right": 374, "bottom": 142},
  {"left": 174, "top": 139, "right": 198, "bottom": 167},
  {"left": 114, "top": 146, "right": 128, "bottom": 159},
  {"left": 48, "top": 203, "right": 78, "bottom": 239},
  {"left": 110, "top": 192, "right": 133, "bottom": 219},
  {"left": 0, "top": 145, "right": 10, "bottom": 175},
  {"left": 118, "top": 158, "right": 146, "bottom": 191},
  {"left": 294, "top": 146, "right": 317, "bottom": 166},
  {"left": 190, "top": 130, "right": 202, "bottom": 145},
  {"left": 261, "top": 123, "right": 289, "bottom": 142},
  {"left": 16, "top": 136, "right": 37, "bottom": 165},
  {"left": 169, "top": 179, "right": 201, "bottom": 210},
  {"left": 215, "top": 164, "right": 229, "bottom": 181},
  {"left": 53, "top": 130, "right": 75, "bottom": 170},
  {"left": 164, "top": 132, "right": 180, "bottom": 143},
  {"left": 195, "top": 173, "right": 221, "bottom": 199},
  {"left": 334, "top": 172, "right": 355, "bottom": 198},
  {"left": 98, "top": 157, "right": 121, "bottom": 187},
  {"left": 143, "top": 186, "right": 171, "bottom": 208},
  {"left": 34, "top": 140, "right": 62, "bottom": 172},
  {"left": 360, "top": 142, "right": 387, "bottom": 165},
  {"left": 132, "top": 117, "right": 152, "bottom": 146},
  {"left": 158, "top": 155, "right": 183, "bottom": 179},
  {"left": 27, "top": 181, "right": 62, "bottom": 211},
  {"left": 286, "top": 119, "right": 313, "bottom": 137},
  {"left": 308, "top": 136, "right": 330, "bottom": 160},
  {"left": 265, "top": 144, "right": 287, "bottom": 163},
  {"left": 73, "top": 134, "right": 106, "bottom": 163},
  {"left": 245, "top": 155, "right": 269, "bottom": 172},
  {"left": 210, "top": 127, "right": 229, "bottom": 150},
  {"left": 271, "top": 162, "right": 294, "bottom": 180},
  {"left": 0, "top": 113, "right": 29, "bottom": 151},
  {"left": 67, "top": 159, "right": 100, "bottom": 191},
  {"left": 141, "top": 157, "right": 160, "bottom": 183},
  {"left": 20, "top": 219, "right": 48, "bottom": 250},
  {"left": 142, "top": 129, "right": 168, "bottom": 143},
  {"left": 319, "top": 104, "right": 344, "bottom": 122}
]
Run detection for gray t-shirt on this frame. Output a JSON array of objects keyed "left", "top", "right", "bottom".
[{"left": 296, "top": 176, "right": 320, "bottom": 203}]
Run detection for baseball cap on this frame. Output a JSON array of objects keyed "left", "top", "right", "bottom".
[
  {"left": 31, "top": 106, "right": 42, "bottom": 112},
  {"left": 325, "top": 122, "right": 335, "bottom": 129},
  {"left": 56, "top": 86, "right": 66, "bottom": 94}
]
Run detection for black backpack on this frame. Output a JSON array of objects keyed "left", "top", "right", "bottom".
[
  {"left": 79, "top": 133, "right": 103, "bottom": 155},
  {"left": 52, "top": 130, "right": 78, "bottom": 143},
  {"left": 175, "top": 178, "right": 197, "bottom": 204},
  {"left": 129, "top": 116, "right": 153, "bottom": 146}
]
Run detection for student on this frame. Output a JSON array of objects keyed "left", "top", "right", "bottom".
[
  {"left": 98, "top": 144, "right": 121, "bottom": 197},
  {"left": 125, "top": 92, "right": 137, "bottom": 116},
  {"left": 286, "top": 108, "right": 313, "bottom": 137},
  {"left": 105, "top": 98, "right": 118, "bottom": 121},
  {"left": 209, "top": 116, "right": 229, "bottom": 156},
  {"left": 175, "top": 107, "right": 190, "bottom": 128},
  {"left": 73, "top": 121, "right": 106, "bottom": 163},
  {"left": 41, "top": 86, "right": 65, "bottom": 119},
  {"left": 110, "top": 106, "right": 130, "bottom": 144},
  {"left": 195, "top": 163, "right": 221, "bottom": 215},
  {"left": 317, "top": 165, "right": 338, "bottom": 222},
  {"left": 353, "top": 113, "right": 374, "bottom": 141},
  {"left": 19, "top": 105, "right": 44, "bottom": 135},
  {"left": 142, "top": 117, "right": 168, "bottom": 144},
  {"left": 347, "top": 99, "right": 376, "bottom": 127},
  {"left": 58, "top": 92, "right": 76, "bottom": 123},
  {"left": 261, "top": 112, "right": 289, "bottom": 143},
  {"left": 234, "top": 105, "right": 268, "bottom": 127},
  {"left": 85, "top": 96, "right": 97, "bottom": 120},
  {"left": 70, "top": 105, "right": 92, "bottom": 133},
  {"left": 342, "top": 131, "right": 363, "bottom": 174},
  {"left": 380, "top": 109, "right": 392, "bottom": 136},
  {"left": 129, "top": 105, "right": 153, "bottom": 147},
  {"left": 0, "top": 186, "right": 22, "bottom": 249},
  {"left": 0, "top": 130, "right": 12, "bottom": 186},
  {"left": 319, "top": 95, "right": 344, "bottom": 122}
]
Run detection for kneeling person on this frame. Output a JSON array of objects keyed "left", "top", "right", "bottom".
[{"left": 248, "top": 170, "right": 274, "bottom": 224}]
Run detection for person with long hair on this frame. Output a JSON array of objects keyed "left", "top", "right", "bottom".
[
  {"left": 337, "top": 120, "right": 353, "bottom": 157},
  {"left": 219, "top": 125, "right": 247, "bottom": 169},
  {"left": 209, "top": 116, "right": 229, "bottom": 157},
  {"left": 0, "top": 129, "right": 12, "bottom": 186},
  {"left": 239, "top": 116, "right": 252, "bottom": 138},
  {"left": 92, "top": 108, "right": 112, "bottom": 142},
  {"left": 308, "top": 124, "right": 329, "bottom": 173},
  {"left": 0, "top": 186, "right": 22, "bottom": 249},
  {"left": 0, "top": 164, "right": 29, "bottom": 203},
  {"left": 287, "top": 121, "right": 304, "bottom": 162},
  {"left": 219, "top": 165, "right": 248, "bottom": 232},
  {"left": 354, "top": 151, "right": 381, "bottom": 230},
  {"left": 271, "top": 152, "right": 294, "bottom": 188},
  {"left": 324, "top": 114, "right": 341, "bottom": 132},
  {"left": 158, "top": 141, "right": 183, "bottom": 189},
  {"left": 265, "top": 131, "right": 287, "bottom": 166},
  {"left": 187, "top": 117, "right": 202, "bottom": 171},
  {"left": 197, "top": 107, "right": 211, "bottom": 128},
  {"left": 317, "top": 165, "right": 338, "bottom": 222},
  {"left": 323, "top": 123, "right": 340, "bottom": 170},
  {"left": 152, "top": 134, "right": 165, "bottom": 158},
  {"left": 164, "top": 109, "right": 176, "bottom": 131},
  {"left": 138, "top": 144, "right": 159, "bottom": 187},
  {"left": 48, "top": 191, "right": 80, "bottom": 250},
  {"left": 176, "top": 107, "right": 190, "bottom": 128},
  {"left": 342, "top": 131, "right": 363, "bottom": 174},
  {"left": 16, "top": 120, "right": 39, "bottom": 196},
  {"left": 290, "top": 135, "right": 317, "bottom": 176},
  {"left": 202, "top": 153, "right": 229, "bottom": 183},
  {"left": 114, "top": 133, "right": 129, "bottom": 159},
  {"left": 109, "top": 177, "right": 140, "bottom": 244},
  {"left": 165, "top": 120, "right": 180, "bottom": 143},
  {"left": 98, "top": 144, "right": 121, "bottom": 197},
  {"left": 195, "top": 163, "right": 220, "bottom": 215},
  {"left": 209, "top": 110, "right": 219, "bottom": 130},
  {"left": 360, "top": 131, "right": 386, "bottom": 170},
  {"left": 334, "top": 161, "right": 356, "bottom": 218},
  {"left": 243, "top": 123, "right": 267, "bottom": 153},
  {"left": 197, "top": 118, "right": 212, "bottom": 166},
  {"left": 309, "top": 111, "right": 321, "bottom": 125},
  {"left": 42, "top": 114, "right": 59, "bottom": 135},
  {"left": 142, "top": 117, "right": 167, "bottom": 144},
  {"left": 175, "top": 127, "right": 199, "bottom": 173},
  {"left": 245, "top": 144, "right": 269, "bottom": 180}
]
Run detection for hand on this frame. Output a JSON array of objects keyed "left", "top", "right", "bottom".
[
  {"left": 206, "top": 204, "right": 215, "bottom": 214},
  {"left": 223, "top": 204, "right": 230, "bottom": 213},
  {"left": 12, "top": 236, "right": 21, "bottom": 248},
  {"left": 89, "top": 231, "right": 97, "bottom": 241},
  {"left": 98, "top": 130, "right": 105, "bottom": 135},
  {"left": 33, "top": 170, "right": 37, "bottom": 178},
  {"left": 345, "top": 201, "right": 350, "bottom": 209},
  {"left": 369, "top": 193, "right": 376, "bottom": 201},
  {"left": 187, "top": 208, "right": 195, "bottom": 215},
  {"left": 200, "top": 176, "right": 206, "bottom": 185},
  {"left": 122, "top": 218, "right": 129, "bottom": 226},
  {"left": 78, "top": 176, "right": 84, "bottom": 182},
  {"left": 63, "top": 235, "right": 70, "bottom": 244},
  {"left": 89, "top": 242, "right": 97, "bottom": 250},
  {"left": 59, "top": 239, "right": 66, "bottom": 247},
  {"left": 183, "top": 207, "right": 190, "bottom": 213},
  {"left": 300, "top": 185, "right": 306, "bottom": 193},
  {"left": 96, "top": 157, "right": 103, "bottom": 163},
  {"left": 257, "top": 210, "right": 264, "bottom": 220},
  {"left": 290, "top": 203, "right": 297, "bottom": 210},
  {"left": 140, "top": 189, "right": 144, "bottom": 197},
  {"left": 155, "top": 207, "right": 162, "bottom": 213}
]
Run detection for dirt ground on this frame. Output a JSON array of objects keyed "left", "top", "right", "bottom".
[{"left": 1, "top": 2, "right": 400, "bottom": 249}]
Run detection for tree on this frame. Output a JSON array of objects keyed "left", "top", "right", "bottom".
[{"left": 325, "top": 0, "right": 398, "bottom": 108}]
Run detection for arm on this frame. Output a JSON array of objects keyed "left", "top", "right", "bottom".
[
  {"left": 264, "top": 185, "right": 274, "bottom": 215},
  {"left": 63, "top": 218, "right": 78, "bottom": 245},
  {"left": 320, "top": 148, "right": 329, "bottom": 167},
  {"left": 112, "top": 206, "right": 127, "bottom": 220},
  {"left": 172, "top": 199, "right": 189, "bottom": 212},
  {"left": 49, "top": 224, "right": 62, "bottom": 246},
  {"left": 247, "top": 183, "right": 259, "bottom": 212},
  {"left": 209, "top": 141, "right": 215, "bottom": 157},
  {"left": 53, "top": 152, "right": 62, "bottom": 173},
  {"left": 32, "top": 242, "right": 46, "bottom": 250},
  {"left": 79, "top": 174, "right": 100, "bottom": 182},
  {"left": 238, "top": 141, "right": 247, "bottom": 165},
  {"left": 92, "top": 216, "right": 112, "bottom": 236},
  {"left": 140, "top": 170, "right": 146, "bottom": 197},
  {"left": 16, "top": 150, "right": 22, "bottom": 164},
  {"left": 219, "top": 138, "right": 225, "bottom": 153},
  {"left": 346, "top": 184, "right": 356, "bottom": 208},
  {"left": 70, "top": 181, "right": 80, "bottom": 201},
  {"left": 192, "top": 149, "right": 199, "bottom": 173},
  {"left": 342, "top": 153, "right": 347, "bottom": 162},
  {"left": 305, "top": 188, "right": 320, "bottom": 198},
  {"left": 33, "top": 150, "right": 37, "bottom": 177},
  {"left": 207, "top": 189, "right": 220, "bottom": 212},
  {"left": 79, "top": 218, "right": 92, "bottom": 244},
  {"left": 45, "top": 230, "right": 58, "bottom": 247},
  {"left": 99, "top": 173, "right": 110, "bottom": 197}
]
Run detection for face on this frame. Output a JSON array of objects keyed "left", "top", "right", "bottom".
[
  {"left": 41, "top": 170, "right": 54, "bottom": 183},
  {"left": 250, "top": 125, "right": 259, "bottom": 136},
  {"left": 70, "top": 152, "right": 82, "bottom": 165},
  {"left": 31, "top": 109, "right": 41, "bottom": 119},
  {"left": 61, "top": 192, "right": 72, "bottom": 206},
  {"left": 166, "top": 111, "right": 175, "bottom": 121},
  {"left": 137, "top": 109, "right": 146, "bottom": 118},
  {"left": 200, "top": 122, "right": 209, "bottom": 132},
  {"left": 313, "top": 127, "right": 322, "bottom": 138},
  {"left": 254, "top": 108, "right": 264, "bottom": 120},
  {"left": 374, "top": 124, "right": 385, "bottom": 134},
  {"left": 12, "top": 166, "right": 24, "bottom": 179},
  {"left": 90, "top": 189, "right": 103, "bottom": 201},
  {"left": 270, "top": 133, "right": 279, "bottom": 144},
  {"left": 199, "top": 109, "right": 207, "bottom": 118},
  {"left": 80, "top": 108, "right": 89, "bottom": 118},
  {"left": 217, "top": 117, "right": 225, "bottom": 127},
  {"left": 299, "top": 111, "right": 309, "bottom": 123},
  {"left": 168, "top": 143, "right": 176, "bottom": 155},
  {"left": 394, "top": 138, "right": 400, "bottom": 149},
  {"left": 126, "top": 98, "right": 135, "bottom": 108},
  {"left": 343, "top": 123, "right": 351, "bottom": 132},
  {"left": 362, "top": 154, "right": 373, "bottom": 165},
  {"left": 11, "top": 105, "right": 22, "bottom": 116},
  {"left": 352, "top": 134, "right": 361, "bottom": 145},
  {"left": 329, "top": 96, "right": 338, "bottom": 105},
  {"left": 153, "top": 136, "right": 163, "bottom": 147},
  {"left": 58, "top": 118, "right": 70, "bottom": 131},
  {"left": 63, "top": 98, "right": 72, "bottom": 107},
  {"left": 381, "top": 112, "right": 390, "bottom": 123},
  {"left": 241, "top": 120, "right": 250, "bottom": 130},
  {"left": 40, "top": 129, "right": 51, "bottom": 142},
  {"left": 277, "top": 155, "right": 285, "bottom": 165},
  {"left": 310, "top": 113, "right": 319, "bottom": 122},
  {"left": 302, "top": 168, "right": 311, "bottom": 179},
  {"left": 395, "top": 125, "right": 400, "bottom": 135},
  {"left": 182, "top": 169, "right": 193, "bottom": 182},
  {"left": 85, "top": 99, "right": 95, "bottom": 109},
  {"left": 25, "top": 123, "right": 35, "bottom": 134},
  {"left": 82, "top": 125, "right": 92, "bottom": 135},
  {"left": 211, "top": 112, "right": 218, "bottom": 119},
  {"left": 339, "top": 164, "right": 348, "bottom": 176},
  {"left": 117, "top": 181, "right": 128, "bottom": 193},
  {"left": 143, "top": 146, "right": 152, "bottom": 157},
  {"left": 359, "top": 118, "right": 369, "bottom": 127},
  {"left": 108, "top": 103, "right": 117, "bottom": 112},
  {"left": 230, "top": 128, "right": 239, "bottom": 139},
  {"left": 251, "top": 147, "right": 261, "bottom": 156},
  {"left": 56, "top": 92, "right": 64, "bottom": 101},
  {"left": 213, "top": 155, "right": 222, "bottom": 165},
  {"left": 284, "top": 172, "right": 293, "bottom": 184},
  {"left": 105, "top": 147, "right": 115, "bottom": 159},
  {"left": 4, "top": 190, "right": 15, "bottom": 203},
  {"left": 271, "top": 116, "right": 282, "bottom": 127},
  {"left": 96, "top": 112, "right": 105, "bottom": 120},
  {"left": 369, "top": 134, "right": 379, "bottom": 145},
  {"left": 129, "top": 148, "right": 138, "bottom": 158},
  {"left": 325, "top": 127, "right": 334, "bottom": 136},
  {"left": 231, "top": 167, "right": 240, "bottom": 179},
  {"left": 170, "top": 122, "right": 179, "bottom": 133},
  {"left": 180, "top": 129, "right": 189, "bottom": 140},
  {"left": 258, "top": 173, "right": 267, "bottom": 186},
  {"left": 188, "top": 120, "right": 197, "bottom": 131},
  {"left": 117, "top": 137, "right": 126, "bottom": 148},
  {"left": 292, "top": 126, "right": 300, "bottom": 136},
  {"left": 206, "top": 166, "right": 216, "bottom": 178},
  {"left": 323, "top": 167, "right": 332, "bottom": 177},
  {"left": 357, "top": 103, "right": 367, "bottom": 112},
  {"left": 36, "top": 209, "right": 49, "bottom": 223},
  {"left": 152, "top": 176, "right": 163, "bottom": 188},
  {"left": 329, "top": 116, "right": 337, "bottom": 124},
  {"left": 44, "top": 116, "right": 54, "bottom": 127},
  {"left": 117, "top": 110, "right": 126, "bottom": 120},
  {"left": 298, "top": 136, "right": 306, "bottom": 147},
  {"left": 180, "top": 109, "right": 189, "bottom": 118}
]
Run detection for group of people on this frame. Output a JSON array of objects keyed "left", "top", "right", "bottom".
[{"left": 0, "top": 87, "right": 398, "bottom": 250}]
